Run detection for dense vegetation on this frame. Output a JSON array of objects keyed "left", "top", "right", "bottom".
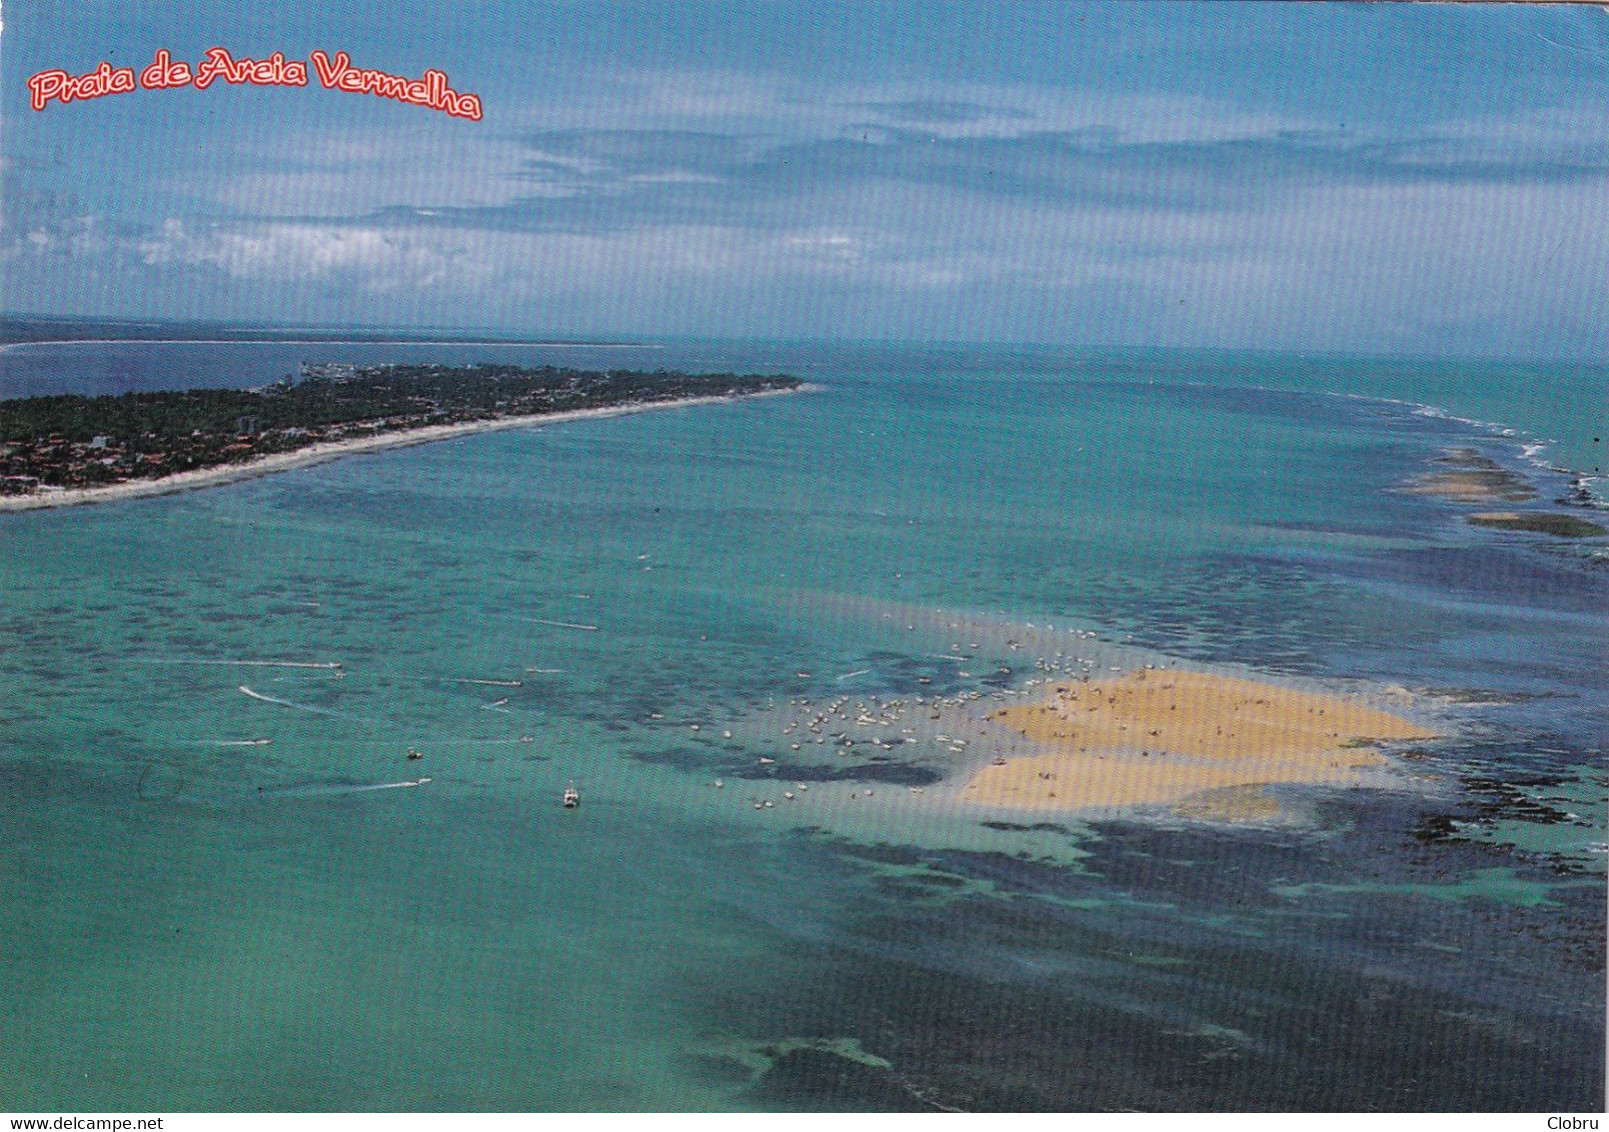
[
  {"left": 1, "top": 364, "right": 798, "bottom": 440},
  {"left": 0, "top": 364, "right": 800, "bottom": 493}
]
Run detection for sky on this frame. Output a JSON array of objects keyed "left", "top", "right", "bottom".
[{"left": 3, "top": 1, "right": 1606, "bottom": 357}]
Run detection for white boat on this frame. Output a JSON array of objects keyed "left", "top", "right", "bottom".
[{"left": 562, "top": 783, "right": 580, "bottom": 809}]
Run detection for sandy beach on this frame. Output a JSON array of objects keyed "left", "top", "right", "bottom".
[
  {"left": 961, "top": 669, "right": 1439, "bottom": 813},
  {"left": 0, "top": 386, "right": 804, "bottom": 513}
]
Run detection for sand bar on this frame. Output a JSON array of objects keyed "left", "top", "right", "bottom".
[
  {"left": 0, "top": 386, "right": 803, "bottom": 512},
  {"left": 1405, "top": 448, "right": 1535, "bottom": 505},
  {"left": 962, "top": 669, "right": 1438, "bottom": 813}
]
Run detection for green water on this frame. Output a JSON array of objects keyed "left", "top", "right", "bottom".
[{"left": 2, "top": 345, "right": 1604, "bottom": 1110}]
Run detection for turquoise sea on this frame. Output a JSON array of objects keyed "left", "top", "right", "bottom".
[{"left": 1, "top": 340, "right": 1604, "bottom": 1111}]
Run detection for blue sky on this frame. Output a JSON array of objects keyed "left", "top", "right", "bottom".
[{"left": 3, "top": 1, "right": 1606, "bottom": 356}]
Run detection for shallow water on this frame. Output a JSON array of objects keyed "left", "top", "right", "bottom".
[{"left": 2, "top": 342, "right": 1603, "bottom": 1110}]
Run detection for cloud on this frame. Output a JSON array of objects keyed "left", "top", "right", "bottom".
[
  {"left": 4, "top": 19, "right": 1606, "bottom": 356},
  {"left": 329, "top": 109, "right": 1609, "bottom": 246},
  {"left": 851, "top": 99, "right": 1033, "bottom": 126},
  {"left": 135, "top": 218, "right": 494, "bottom": 292},
  {"left": 173, "top": 127, "right": 538, "bottom": 217},
  {"left": 0, "top": 176, "right": 114, "bottom": 263}
]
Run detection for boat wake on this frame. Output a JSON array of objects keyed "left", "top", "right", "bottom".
[
  {"left": 425, "top": 736, "right": 535, "bottom": 746},
  {"left": 138, "top": 658, "right": 343, "bottom": 669},
  {"left": 259, "top": 777, "right": 432, "bottom": 798},
  {"left": 237, "top": 684, "right": 370, "bottom": 720},
  {"left": 520, "top": 617, "right": 599, "bottom": 632}
]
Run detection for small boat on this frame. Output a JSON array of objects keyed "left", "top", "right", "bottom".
[
  {"left": 406, "top": 746, "right": 424, "bottom": 761},
  {"left": 562, "top": 783, "right": 580, "bottom": 809}
]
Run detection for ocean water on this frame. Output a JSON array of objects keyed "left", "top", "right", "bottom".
[{"left": 1, "top": 341, "right": 1603, "bottom": 1111}]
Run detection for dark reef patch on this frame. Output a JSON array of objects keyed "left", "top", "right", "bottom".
[
  {"left": 1468, "top": 511, "right": 1608, "bottom": 538},
  {"left": 701, "top": 923, "right": 1603, "bottom": 1111},
  {"left": 694, "top": 816, "right": 1606, "bottom": 1111},
  {"left": 741, "top": 1047, "right": 927, "bottom": 1111},
  {"left": 980, "top": 820, "right": 1074, "bottom": 834},
  {"left": 629, "top": 746, "right": 942, "bottom": 786}
]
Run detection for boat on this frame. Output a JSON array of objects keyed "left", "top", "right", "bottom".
[
  {"left": 406, "top": 746, "right": 423, "bottom": 761},
  {"left": 562, "top": 783, "right": 580, "bottom": 809}
]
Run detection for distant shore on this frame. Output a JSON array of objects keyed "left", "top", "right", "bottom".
[
  {"left": 0, "top": 385, "right": 804, "bottom": 513},
  {"left": 0, "top": 338, "right": 654, "bottom": 352}
]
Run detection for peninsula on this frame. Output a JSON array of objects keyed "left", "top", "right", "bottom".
[{"left": 0, "top": 363, "right": 802, "bottom": 509}]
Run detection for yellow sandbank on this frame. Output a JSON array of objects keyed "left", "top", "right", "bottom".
[
  {"left": 963, "top": 669, "right": 1437, "bottom": 813},
  {"left": 1404, "top": 449, "right": 1534, "bottom": 505}
]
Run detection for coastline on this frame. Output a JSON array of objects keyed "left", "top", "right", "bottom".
[
  {"left": 0, "top": 385, "right": 805, "bottom": 513},
  {"left": 0, "top": 337, "right": 655, "bottom": 352}
]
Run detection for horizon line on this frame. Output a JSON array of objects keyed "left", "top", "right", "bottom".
[{"left": 1, "top": 312, "right": 1603, "bottom": 368}]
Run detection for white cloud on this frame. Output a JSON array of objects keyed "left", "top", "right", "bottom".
[
  {"left": 172, "top": 127, "right": 539, "bottom": 217},
  {"left": 3, "top": 213, "right": 111, "bottom": 263},
  {"left": 7, "top": 58, "right": 1605, "bottom": 355},
  {"left": 136, "top": 219, "right": 494, "bottom": 292}
]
